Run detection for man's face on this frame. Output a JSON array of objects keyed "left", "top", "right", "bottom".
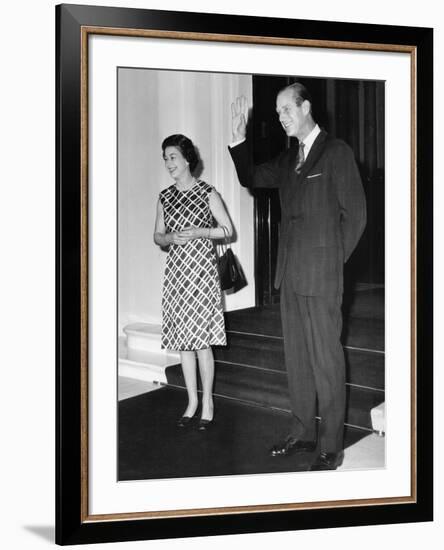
[{"left": 276, "top": 88, "right": 309, "bottom": 140}]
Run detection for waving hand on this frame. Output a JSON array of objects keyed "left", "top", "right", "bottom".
[{"left": 231, "top": 96, "right": 249, "bottom": 142}]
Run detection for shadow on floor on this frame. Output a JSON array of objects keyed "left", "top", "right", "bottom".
[{"left": 23, "top": 526, "right": 55, "bottom": 543}]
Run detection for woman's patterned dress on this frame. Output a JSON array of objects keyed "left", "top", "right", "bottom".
[{"left": 159, "top": 180, "right": 226, "bottom": 351}]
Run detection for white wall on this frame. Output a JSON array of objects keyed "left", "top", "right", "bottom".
[
  {"left": 1, "top": 1, "right": 442, "bottom": 549},
  {"left": 118, "top": 68, "right": 254, "bottom": 332}
]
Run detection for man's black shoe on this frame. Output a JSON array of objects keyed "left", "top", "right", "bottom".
[
  {"left": 309, "top": 450, "right": 344, "bottom": 471},
  {"left": 269, "top": 436, "right": 317, "bottom": 457}
]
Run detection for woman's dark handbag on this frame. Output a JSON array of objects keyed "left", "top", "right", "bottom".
[{"left": 217, "top": 226, "right": 247, "bottom": 292}]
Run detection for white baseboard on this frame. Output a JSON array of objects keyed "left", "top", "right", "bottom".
[{"left": 371, "top": 402, "right": 385, "bottom": 435}]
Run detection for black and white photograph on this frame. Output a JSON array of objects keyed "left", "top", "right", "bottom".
[
  {"left": 49, "top": 2, "right": 435, "bottom": 546},
  {"left": 3, "top": 0, "right": 443, "bottom": 547},
  {"left": 117, "top": 67, "right": 385, "bottom": 481}
]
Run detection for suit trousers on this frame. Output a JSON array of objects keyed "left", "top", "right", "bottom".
[{"left": 280, "top": 275, "right": 346, "bottom": 453}]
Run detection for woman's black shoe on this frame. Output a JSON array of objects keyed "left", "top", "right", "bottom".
[
  {"left": 197, "top": 418, "right": 213, "bottom": 431},
  {"left": 177, "top": 416, "right": 192, "bottom": 427},
  {"left": 177, "top": 412, "right": 198, "bottom": 427}
]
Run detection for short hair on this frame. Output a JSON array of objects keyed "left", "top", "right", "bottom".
[
  {"left": 278, "top": 82, "right": 313, "bottom": 112},
  {"left": 161, "top": 134, "right": 199, "bottom": 173}
]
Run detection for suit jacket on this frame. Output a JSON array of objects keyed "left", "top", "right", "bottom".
[{"left": 229, "top": 130, "right": 367, "bottom": 296}]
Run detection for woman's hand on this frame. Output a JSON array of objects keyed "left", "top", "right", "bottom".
[
  {"left": 179, "top": 226, "right": 206, "bottom": 241},
  {"left": 167, "top": 227, "right": 205, "bottom": 245},
  {"left": 168, "top": 231, "right": 189, "bottom": 246}
]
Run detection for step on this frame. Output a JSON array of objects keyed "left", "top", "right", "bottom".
[
  {"left": 342, "top": 288, "right": 384, "bottom": 321},
  {"left": 345, "top": 348, "right": 384, "bottom": 390},
  {"left": 262, "top": 287, "right": 385, "bottom": 322},
  {"left": 344, "top": 317, "right": 385, "bottom": 353},
  {"left": 224, "top": 308, "right": 385, "bottom": 352},
  {"left": 345, "top": 385, "right": 385, "bottom": 431},
  {"left": 165, "top": 361, "right": 384, "bottom": 431},
  {"left": 119, "top": 348, "right": 180, "bottom": 384},
  {"left": 214, "top": 332, "right": 384, "bottom": 390},
  {"left": 213, "top": 332, "right": 285, "bottom": 372},
  {"left": 166, "top": 361, "right": 289, "bottom": 410},
  {"left": 123, "top": 322, "right": 163, "bottom": 352}
]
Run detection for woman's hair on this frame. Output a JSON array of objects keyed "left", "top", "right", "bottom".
[{"left": 161, "top": 134, "right": 199, "bottom": 173}]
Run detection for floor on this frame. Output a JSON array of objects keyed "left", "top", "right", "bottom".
[{"left": 118, "top": 376, "right": 385, "bottom": 475}]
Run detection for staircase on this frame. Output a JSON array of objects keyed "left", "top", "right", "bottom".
[
  {"left": 165, "top": 288, "right": 385, "bottom": 433},
  {"left": 118, "top": 322, "right": 180, "bottom": 384},
  {"left": 119, "top": 289, "right": 385, "bottom": 434}
]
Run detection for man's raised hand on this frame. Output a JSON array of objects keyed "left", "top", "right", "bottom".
[{"left": 231, "top": 96, "right": 249, "bottom": 142}]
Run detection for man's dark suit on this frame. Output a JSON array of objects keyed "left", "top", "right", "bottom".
[{"left": 229, "top": 130, "right": 366, "bottom": 452}]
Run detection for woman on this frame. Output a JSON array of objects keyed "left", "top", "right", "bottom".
[{"left": 154, "top": 134, "right": 233, "bottom": 430}]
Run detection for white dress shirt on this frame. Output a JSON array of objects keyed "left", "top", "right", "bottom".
[{"left": 299, "top": 123, "right": 321, "bottom": 158}]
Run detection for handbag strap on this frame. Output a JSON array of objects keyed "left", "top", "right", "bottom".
[
  {"left": 221, "top": 225, "right": 229, "bottom": 243},
  {"left": 218, "top": 225, "right": 230, "bottom": 255}
]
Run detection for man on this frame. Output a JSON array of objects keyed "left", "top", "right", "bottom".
[{"left": 229, "top": 83, "right": 366, "bottom": 470}]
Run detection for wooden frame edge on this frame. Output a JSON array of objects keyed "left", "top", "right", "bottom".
[
  {"left": 410, "top": 46, "right": 418, "bottom": 504},
  {"left": 78, "top": 24, "right": 418, "bottom": 524},
  {"left": 82, "top": 25, "right": 417, "bottom": 53},
  {"left": 80, "top": 25, "right": 89, "bottom": 523},
  {"left": 82, "top": 495, "right": 416, "bottom": 524}
]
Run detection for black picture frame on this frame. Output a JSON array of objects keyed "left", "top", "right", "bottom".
[{"left": 56, "top": 3, "right": 433, "bottom": 545}]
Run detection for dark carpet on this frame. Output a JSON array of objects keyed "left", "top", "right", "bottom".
[{"left": 118, "top": 386, "right": 368, "bottom": 481}]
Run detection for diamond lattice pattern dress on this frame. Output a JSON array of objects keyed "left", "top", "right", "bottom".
[{"left": 159, "top": 180, "right": 226, "bottom": 351}]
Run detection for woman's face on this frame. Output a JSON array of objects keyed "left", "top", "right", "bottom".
[{"left": 163, "top": 146, "right": 190, "bottom": 181}]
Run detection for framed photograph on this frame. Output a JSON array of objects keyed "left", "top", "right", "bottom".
[{"left": 56, "top": 3, "right": 433, "bottom": 545}]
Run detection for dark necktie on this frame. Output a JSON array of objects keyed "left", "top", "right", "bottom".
[{"left": 295, "top": 141, "right": 305, "bottom": 174}]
